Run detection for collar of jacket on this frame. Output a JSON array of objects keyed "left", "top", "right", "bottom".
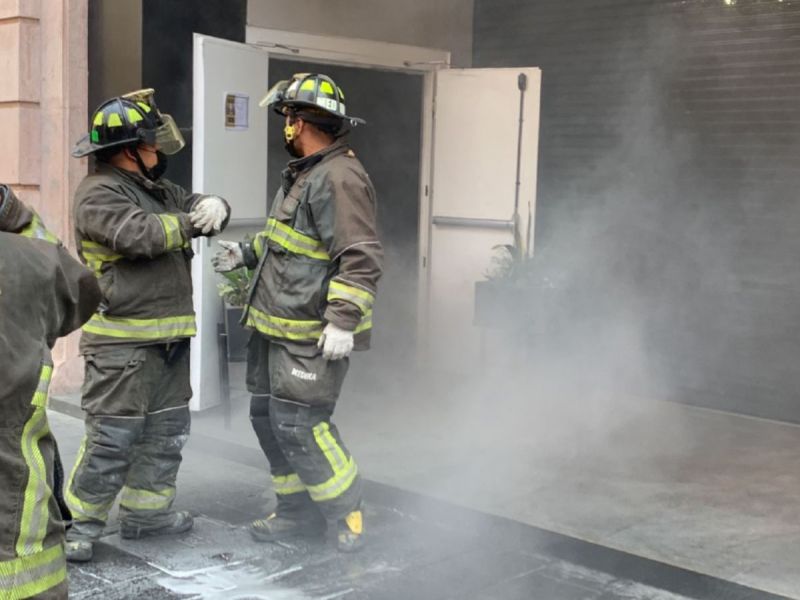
[
  {"left": 287, "top": 139, "right": 350, "bottom": 175},
  {"left": 96, "top": 162, "right": 169, "bottom": 194}
]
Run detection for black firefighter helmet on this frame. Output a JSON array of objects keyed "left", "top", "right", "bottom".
[
  {"left": 259, "top": 73, "right": 366, "bottom": 133},
  {"left": 72, "top": 88, "right": 185, "bottom": 158}
]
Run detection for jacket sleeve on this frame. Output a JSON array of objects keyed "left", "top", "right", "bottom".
[
  {"left": 0, "top": 184, "right": 32, "bottom": 232},
  {"left": 75, "top": 181, "right": 195, "bottom": 259},
  {"left": 0, "top": 184, "right": 61, "bottom": 244},
  {"left": 46, "top": 244, "right": 103, "bottom": 345},
  {"left": 310, "top": 165, "right": 384, "bottom": 331}
]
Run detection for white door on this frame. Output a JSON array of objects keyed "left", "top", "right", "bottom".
[
  {"left": 191, "top": 34, "right": 270, "bottom": 410},
  {"left": 423, "top": 67, "right": 541, "bottom": 371}
]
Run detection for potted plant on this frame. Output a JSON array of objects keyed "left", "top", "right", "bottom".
[{"left": 217, "top": 266, "right": 253, "bottom": 362}]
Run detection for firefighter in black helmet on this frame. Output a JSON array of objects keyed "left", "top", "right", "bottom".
[
  {"left": 214, "top": 73, "right": 383, "bottom": 553},
  {"left": 65, "top": 89, "right": 231, "bottom": 562}
]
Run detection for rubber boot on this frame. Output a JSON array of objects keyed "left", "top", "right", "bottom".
[
  {"left": 119, "top": 510, "right": 194, "bottom": 540},
  {"left": 66, "top": 540, "right": 93, "bottom": 563},
  {"left": 251, "top": 490, "right": 326, "bottom": 543},
  {"left": 66, "top": 520, "right": 104, "bottom": 562},
  {"left": 250, "top": 511, "right": 327, "bottom": 543},
  {"left": 337, "top": 509, "right": 364, "bottom": 553}
]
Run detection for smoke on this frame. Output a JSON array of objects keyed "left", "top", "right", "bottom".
[
  {"left": 338, "top": 2, "right": 800, "bottom": 577},
  {"left": 155, "top": 1, "right": 800, "bottom": 595}
]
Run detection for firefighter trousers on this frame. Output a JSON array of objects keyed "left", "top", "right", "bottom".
[
  {"left": 65, "top": 342, "right": 191, "bottom": 541},
  {"left": 247, "top": 334, "right": 362, "bottom": 521}
]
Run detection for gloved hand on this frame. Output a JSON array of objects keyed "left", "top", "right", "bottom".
[
  {"left": 318, "top": 323, "right": 354, "bottom": 360},
  {"left": 211, "top": 240, "right": 244, "bottom": 272},
  {"left": 190, "top": 195, "right": 228, "bottom": 235}
]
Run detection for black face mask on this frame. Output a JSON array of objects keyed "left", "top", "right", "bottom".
[
  {"left": 284, "top": 138, "right": 303, "bottom": 159},
  {"left": 133, "top": 149, "right": 168, "bottom": 181}
]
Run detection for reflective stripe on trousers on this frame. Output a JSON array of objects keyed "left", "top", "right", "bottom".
[
  {"left": 120, "top": 486, "right": 176, "bottom": 511},
  {"left": 272, "top": 473, "right": 306, "bottom": 496},
  {"left": 65, "top": 436, "right": 115, "bottom": 523},
  {"left": 306, "top": 422, "right": 359, "bottom": 503}
]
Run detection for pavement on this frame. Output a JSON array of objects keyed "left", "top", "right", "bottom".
[{"left": 48, "top": 402, "right": 795, "bottom": 600}]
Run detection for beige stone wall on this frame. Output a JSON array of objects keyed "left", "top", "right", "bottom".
[
  {"left": 247, "top": 0, "right": 474, "bottom": 67},
  {"left": 0, "top": 0, "right": 89, "bottom": 392}
]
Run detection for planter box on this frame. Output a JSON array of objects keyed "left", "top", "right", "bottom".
[{"left": 223, "top": 305, "right": 249, "bottom": 362}]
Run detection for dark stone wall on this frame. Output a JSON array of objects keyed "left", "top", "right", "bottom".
[{"left": 141, "top": 0, "right": 247, "bottom": 188}]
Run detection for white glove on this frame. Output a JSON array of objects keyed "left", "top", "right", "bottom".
[
  {"left": 190, "top": 195, "right": 228, "bottom": 235},
  {"left": 211, "top": 240, "right": 244, "bottom": 272},
  {"left": 318, "top": 323, "right": 354, "bottom": 360}
]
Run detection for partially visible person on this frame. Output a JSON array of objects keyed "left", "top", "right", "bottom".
[
  {"left": 0, "top": 183, "right": 102, "bottom": 599},
  {"left": 214, "top": 73, "right": 383, "bottom": 553}
]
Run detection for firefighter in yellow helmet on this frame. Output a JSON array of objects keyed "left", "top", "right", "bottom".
[
  {"left": 213, "top": 73, "right": 383, "bottom": 552},
  {"left": 0, "top": 184, "right": 101, "bottom": 598},
  {"left": 64, "top": 89, "right": 231, "bottom": 562}
]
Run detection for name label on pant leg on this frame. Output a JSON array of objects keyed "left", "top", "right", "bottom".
[{"left": 291, "top": 367, "right": 318, "bottom": 382}]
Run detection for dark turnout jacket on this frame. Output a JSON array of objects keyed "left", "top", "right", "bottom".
[
  {"left": 73, "top": 164, "right": 229, "bottom": 351},
  {"left": 242, "top": 141, "right": 384, "bottom": 353},
  {"left": 0, "top": 185, "right": 101, "bottom": 599}
]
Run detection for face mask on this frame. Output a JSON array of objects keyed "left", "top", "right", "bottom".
[
  {"left": 133, "top": 149, "right": 168, "bottom": 181},
  {"left": 283, "top": 123, "right": 302, "bottom": 158},
  {"left": 149, "top": 151, "right": 169, "bottom": 180}
]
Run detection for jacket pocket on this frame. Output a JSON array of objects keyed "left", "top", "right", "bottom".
[
  {"left": 266, "top": 255, "right": 329, "bottom": 321},
  {"left": 272, "top": 181, "right": 307, "bottom": 223}
]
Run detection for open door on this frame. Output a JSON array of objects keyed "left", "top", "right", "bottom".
[
  {"left": 423, "top": 67, "right": 541, "bottom": 371},
  {"left": 191, "top": 34, "right": 270, "bottom": 410}
]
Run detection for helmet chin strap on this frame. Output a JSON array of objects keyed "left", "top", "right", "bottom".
[
  {"left": 129, "top": 146, "right": 160, "bottom": 181},
  {"left": 132, "top": 149, "right": 151, "bottom": 178}
]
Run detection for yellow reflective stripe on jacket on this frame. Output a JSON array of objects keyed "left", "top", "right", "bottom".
[
  {"left": 120, "top": 486, "right": 175, "bottom": 511},
  {"left": 246, "top": 307, "right": 372, "bottom": 340},
  {"left": 354, "top": 310, "right": 373, "bottom": 334},
  {"left": 19, "top": 213, "right": 58, "bottom": 244},
  {"left": 272, "top": 473, "right": 307, "bottom": 496},
  {"left": 328, "top": 280, "right": 375, "bottom": 315},
  {"left": 0, "top": 543, "right": 66, "bottom": 600},
  {"left": 65, "top": 437, "right": 114, "bottom": 522},
  {"left": 245, "top": 306, "right": 324, "bottom": 341},
  {"left": 307, "top": 423, "right": 358, "bottom": 502},
  {"left": 253, "top": 231, "right": 268, "bottom": 260},
  {"left": 79, "top": 240, "right": 123, "bottom": 275},
  {"left": 82, "top": 314, "right": 197, "bottom": 340},
  {"left": 156, "top": 214, "right": 185, "bottom": 251},
  {"left": 16, "top": 363, "right": 55, "bottom": 558},
  {"left": 265, "top": 218, "right": 330, "bottom": 261}
]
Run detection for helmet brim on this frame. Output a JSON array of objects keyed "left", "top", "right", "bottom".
[
  {"left": 274, "top": 100, "right": 367, "bottom": 127},
  {"left": 71, "top": 134, "right": 139, "bottom": 158}
]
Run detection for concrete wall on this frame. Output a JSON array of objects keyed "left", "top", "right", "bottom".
[{"left": 247, "top": 0, "right": 473, "bottom": 67}]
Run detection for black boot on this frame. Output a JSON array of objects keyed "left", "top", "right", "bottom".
[
  {"left": 250, "top": 511, "right": 327, "bottom": 542},
  {"left": 120, "top": 510, "right": 194, "bottom": 540},
  {"left": 250, "top": 490, "right": 327, "bottom": 543}
]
